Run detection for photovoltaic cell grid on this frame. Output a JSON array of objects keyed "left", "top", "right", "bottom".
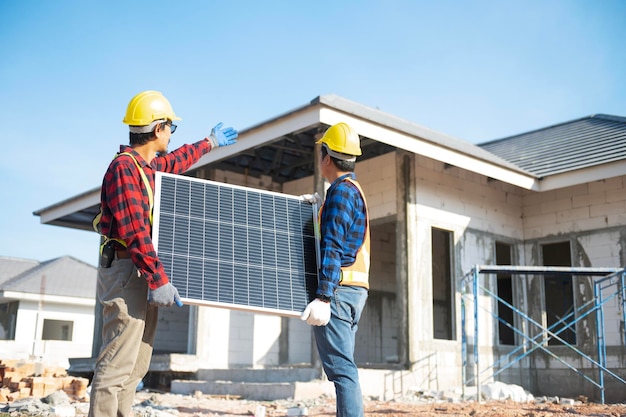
[{"left": 153, "top": 172, "right": 318, "bottom": 317}]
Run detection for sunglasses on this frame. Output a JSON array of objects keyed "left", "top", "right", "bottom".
[{"left": 162, "top": 121, "right": 177, "bottom": 134}]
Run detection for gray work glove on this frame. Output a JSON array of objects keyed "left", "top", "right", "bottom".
[{"left": 148, "top": 283, "right": 183, "bottom": 307}]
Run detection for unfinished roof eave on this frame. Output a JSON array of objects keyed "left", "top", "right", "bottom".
[
  {"left": 33, "top": 187, "right": 100, "bottom": 230},
  {"left": 188, "top": 94, "right": 538, "bottom": 189},
  {"left": 536, "top": 159, "right": 626, "bottom": 191},
  {"left": 35, "top": 93, "right": 548, "bottom": 231},
  {"left": 315, "top": 95, "right": 538, "bottom": 190},
  {"left": 189, "top": 99, "right": 324, "bottom": 171}
]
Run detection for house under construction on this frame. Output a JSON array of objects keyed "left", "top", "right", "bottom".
[{"left": 34, "top": 95, "right": 626, "bottom": 402}]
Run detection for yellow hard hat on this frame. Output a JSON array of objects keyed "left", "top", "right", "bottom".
[
  {"left": 316, "top": 122, "right": 362, "bottom": 157},
  {"left": 123, "top": 90, "right": 182, "bottom": 126}
]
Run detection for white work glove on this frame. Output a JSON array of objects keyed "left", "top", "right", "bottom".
[
  {"left": 300, "top": 298, "right": 331, "bottom": 326},
  {"left": 300, "top": 192, "right": 322, "bottom": 206}
]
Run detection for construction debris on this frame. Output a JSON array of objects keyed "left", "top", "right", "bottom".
[{"left": 0, "top": 359, "right": 89, "bottom": 403}]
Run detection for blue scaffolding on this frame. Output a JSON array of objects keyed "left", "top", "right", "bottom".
[{"left": 461, "top": 265, "right": 626, "bottom": 404}]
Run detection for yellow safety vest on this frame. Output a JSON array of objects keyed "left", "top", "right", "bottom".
[
  {"left": 320, "top": 177, "right": 370, "bottom": 289},
  {"left": 92, "top": 152, "right": 153, "bottom": 253}
]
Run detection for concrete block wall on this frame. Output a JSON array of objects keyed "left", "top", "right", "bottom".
[
  {"left": 154, "top": 304, "right": 189, "bottom": 353},
  {"left": 410, "top": 163, "right": 519, "bottom": 374},
  {"left": 522, "top": 176, "right": 626, "bottom": 239},
  {"left": 251, "top": 314, "right": 281, "bottom": 366},
  {"left": 229, "top": 310, "right": 255, "bottom": 366},
  {"left": 574, "top": 230, "right": 624, "bottom": 346},
  {"left": 368, "top": 221, "right": 396, "bottom": 292},
  {"left": 409, "top": 155, "right": 524, "bottom": 348},
  {"left": 404, "top": 342, "right": 464, "bottom": 393},
  {"left": 576, "top": 231, "right": 623, "bottom": 268},
  {"left": 354, "top": 153, "right": 397, "bottom": 220},
  {"left": 414, "top": 155, "right": 524, "bottom": 240},
  {"left": 408, "top": 163, "right": 626, "bottom": 392},
  {"left": 211, "top": 169, "right": 282, "bottom": 193},
  {"left": 355, "top": 290, "right": 399, "bottom": 364},
  {"left": 521, "top": 177, "right": 626, "bottom": 349},
  {"left": 287, "top": 318, "right": 312, "bottom": 364},
  {"left": 282, "top": 176, "right": 313, "bottom": 197},
  {"left": 404, "top": 156, "right": 522, "bottom": 390},
  {"left": 357, "top": 221, "right": 399, "bottom": 364},
  {"left": 194, "top": 307, "right": 231, "bottom": 369},
  {"left": 464, "top": 176, "right": 626, "bottom": 399}
]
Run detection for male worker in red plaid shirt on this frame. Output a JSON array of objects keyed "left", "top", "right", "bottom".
[{"left": 88, "top": 90, "right": 238, "bottom": 417}]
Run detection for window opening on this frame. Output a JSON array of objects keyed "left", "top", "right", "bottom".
[
  {"left": 541, "top": 241, "right": 576, "bottom": 345},
  {"left": 432, "top": 227, "right": 454, "bottom": 340},
  {"left": 496, "top": 242, "right": 515, "bottom": 345},
  {"left": 42, "top": 319, "right": 73, "bottom": 341},
  {"left": 0, "top": 302, "right": 18, "bottom": 340}
]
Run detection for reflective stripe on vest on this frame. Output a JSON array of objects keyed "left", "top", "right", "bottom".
[
  {"left": 320, "top": 177, "right": 370, "bottom": 289},
  {"left": 92, "top": 152, "right": 153, "bottom": 252}
]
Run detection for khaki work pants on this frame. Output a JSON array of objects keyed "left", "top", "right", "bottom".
[{"left": 88, "top": 257, "right": 158, "bottom": 417}]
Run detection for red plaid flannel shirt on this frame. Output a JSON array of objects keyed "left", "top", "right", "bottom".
[{"left": 98, "top": 140, "right": 211, "bottom": 289}]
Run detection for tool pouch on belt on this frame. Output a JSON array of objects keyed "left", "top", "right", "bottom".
[{"left": 100, "top": 241, "right": 115, "bottom": 268}]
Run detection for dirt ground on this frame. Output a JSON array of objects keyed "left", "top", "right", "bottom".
[{"left": 134, "top": 392, "right": 626, "bottom": 417}]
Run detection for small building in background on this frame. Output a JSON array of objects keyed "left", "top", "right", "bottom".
[{"left": 0, "top": 255, "right": 96, "bottom": 367}]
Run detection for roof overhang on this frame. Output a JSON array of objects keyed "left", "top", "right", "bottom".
[
  {"left": 189, "top": 94, "right": 537, "bottom": 187},
  {"left": 315, "top": 98, "right": 537, "bottom": 190},
  {"left": 536, "top": 159, "right": 626, "bottom": 191},
  {"left": 33, "top": 187, "right": 100, "bottom": 231},
  {"left": 35, "top": 94, "right": 540, "bottom": 231}
]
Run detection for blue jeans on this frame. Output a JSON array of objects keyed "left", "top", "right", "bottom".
[{"left": 313, "top": 285, "right": 368, "bottom": 417}]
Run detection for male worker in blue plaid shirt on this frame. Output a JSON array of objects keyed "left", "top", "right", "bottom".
[{"left": 301, "top": 122, "right": 370, "bottom": 417}]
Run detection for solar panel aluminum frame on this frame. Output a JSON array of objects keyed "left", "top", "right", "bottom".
[{"left": 153, "top": 172, "right": 319, "bottom": 318}]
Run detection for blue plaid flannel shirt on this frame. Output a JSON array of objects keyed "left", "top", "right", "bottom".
[{"left": 317, "top": 173, "right": 367, "bottom": 297}]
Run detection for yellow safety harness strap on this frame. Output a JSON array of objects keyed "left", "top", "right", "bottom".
[{"left": 93, "top": 152, "right": 154, "bottom": 252}]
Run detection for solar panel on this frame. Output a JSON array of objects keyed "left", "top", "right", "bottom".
[{"left": 152, "top": 172, "right": 319, "bottom": 318}]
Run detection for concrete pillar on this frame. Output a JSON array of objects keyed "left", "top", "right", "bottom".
[
  {"left": 195, "top": 306, "right": 231, "bottom": 367},
  {"left": 396, "top": 151, "right": 415, "bottom": 367}
]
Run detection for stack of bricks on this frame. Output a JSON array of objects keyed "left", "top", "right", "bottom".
[{"left": 0, "top": 359, "right": 89, "bottom": 403}]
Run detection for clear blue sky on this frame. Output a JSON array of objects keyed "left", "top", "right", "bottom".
[{"left": 1, "top": 0, "right": 625, "bottom": 267}]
